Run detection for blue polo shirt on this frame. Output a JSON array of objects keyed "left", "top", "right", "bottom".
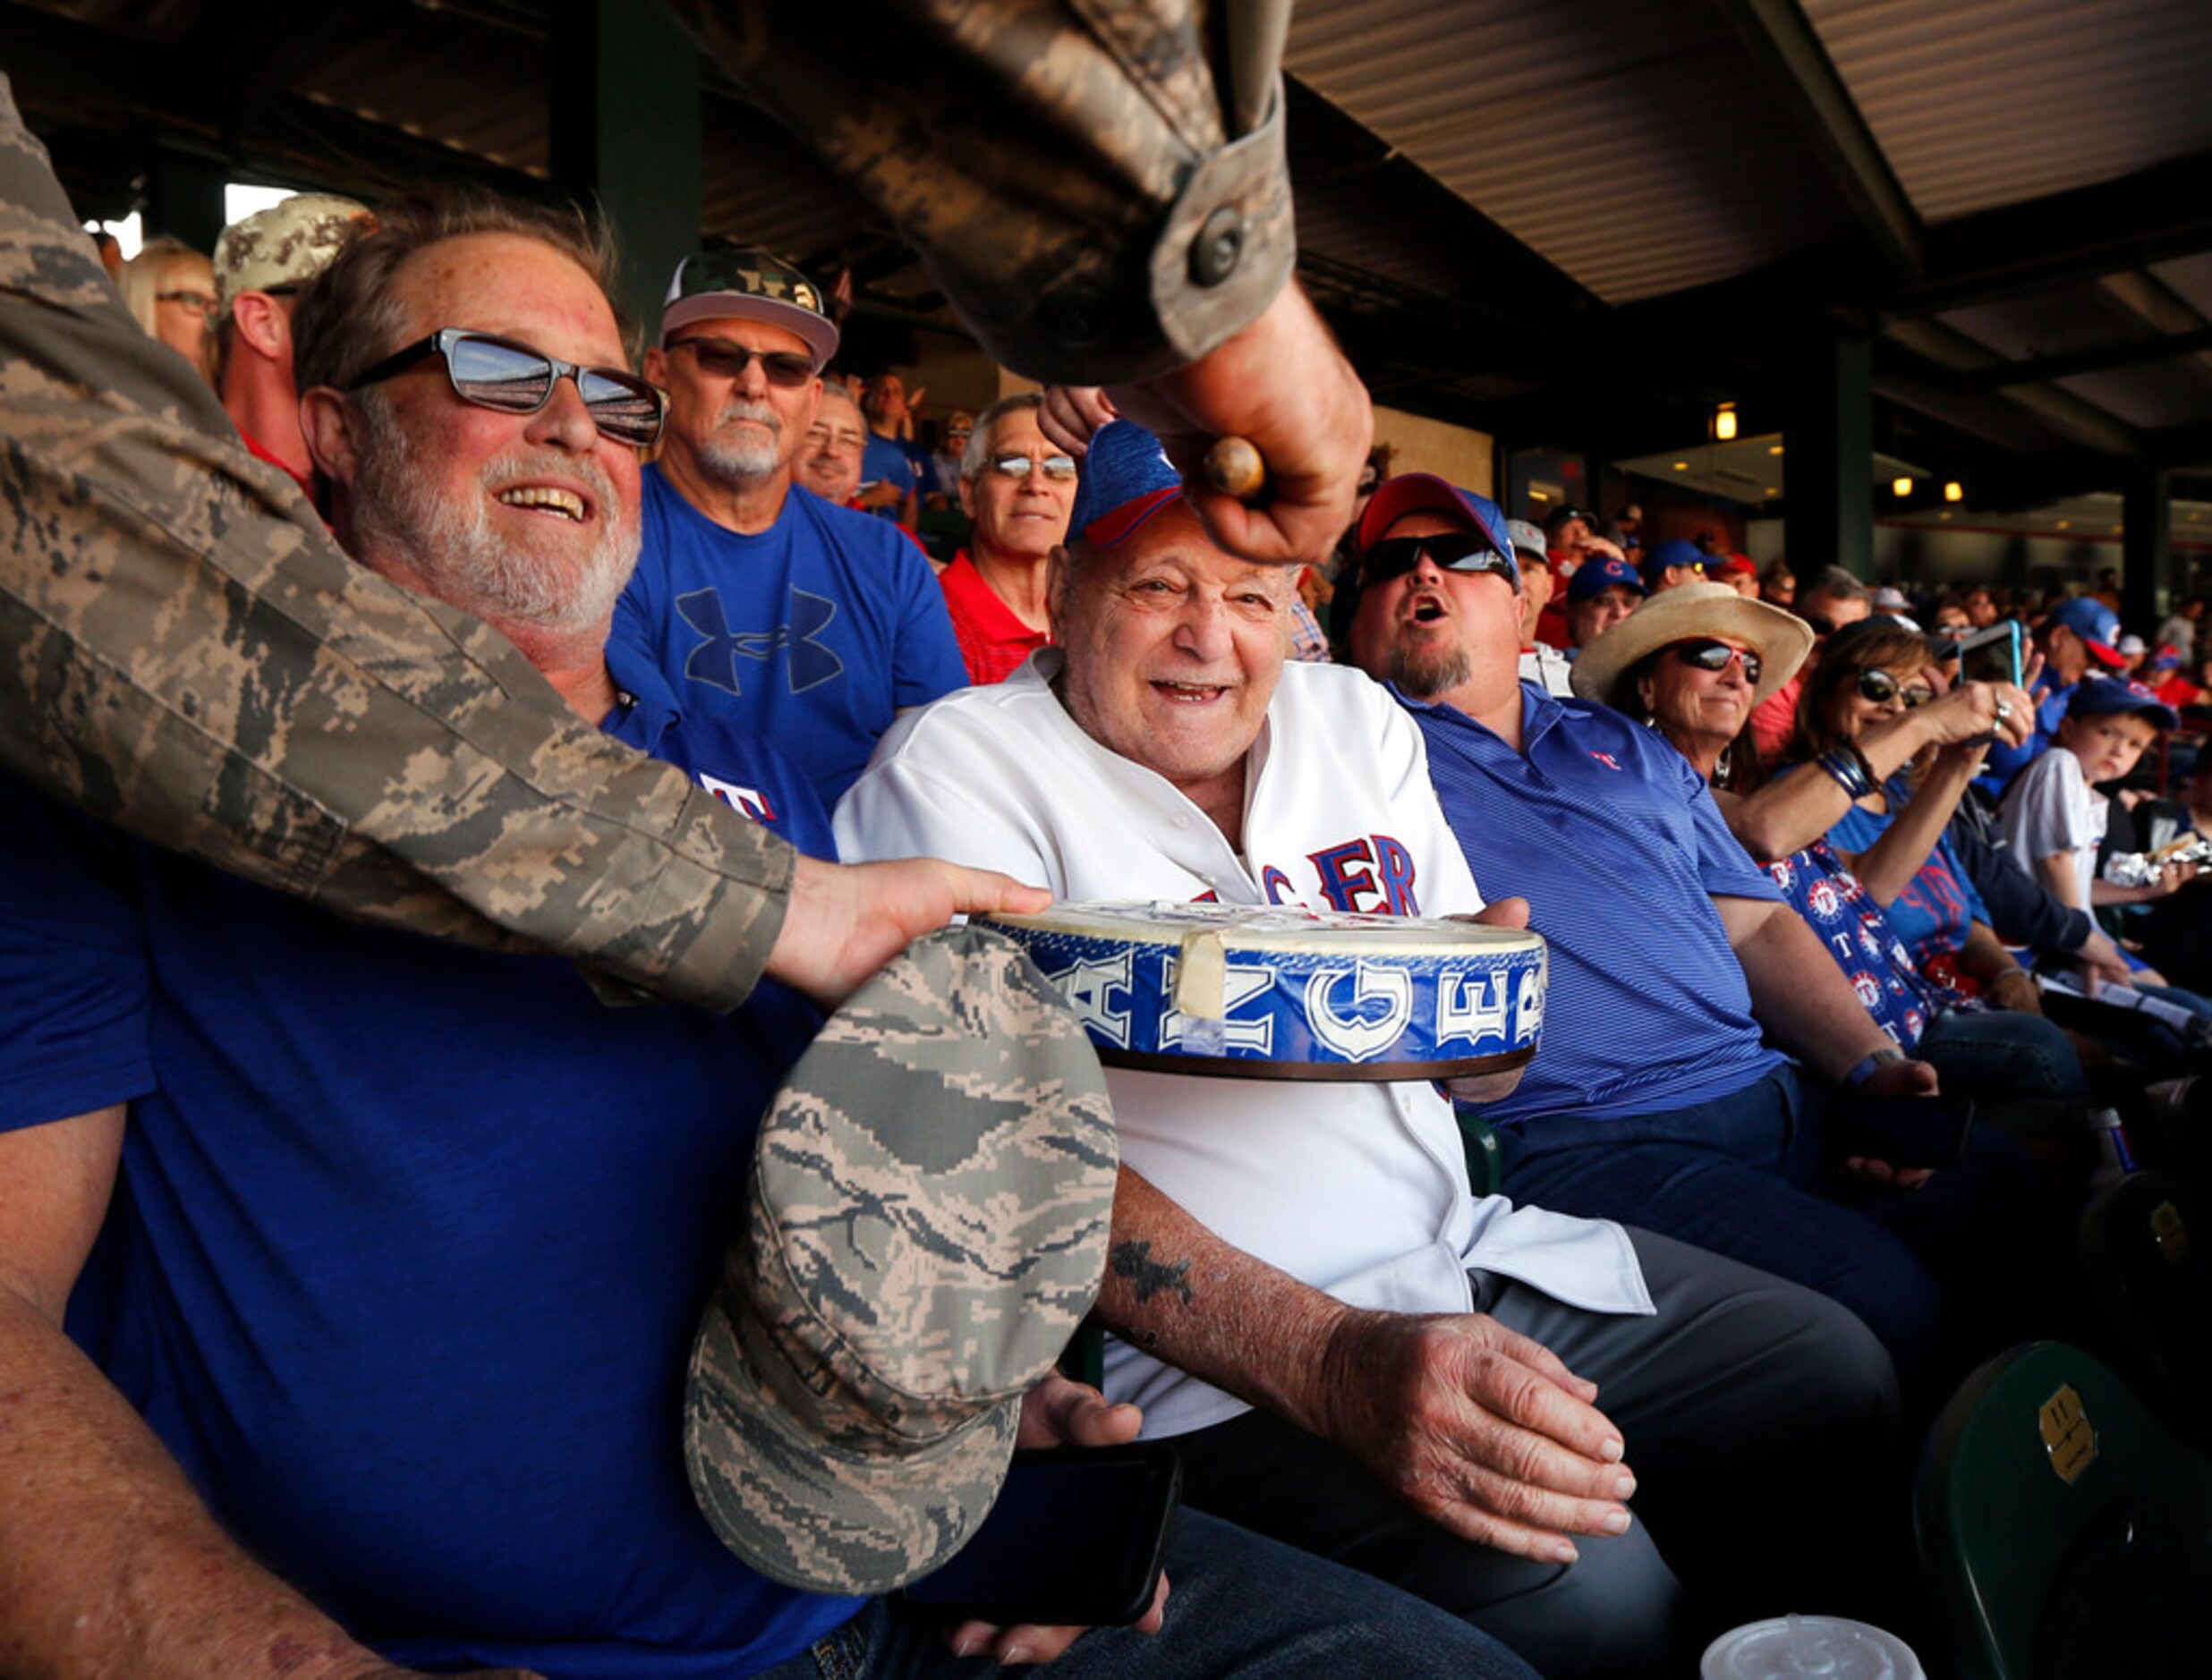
[
  {"left": 614, "top": 468, "right": 969, "bottom": 807},
  {"left": 1405, "top": 683, "right": 1784, "bottom": 1124},
  {"left": 0, "top": 669, "right": 858, "bottom": 1677}
]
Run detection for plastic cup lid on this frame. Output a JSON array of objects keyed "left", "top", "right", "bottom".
[{"left": 1700, "top": 1614, "right": 1924, "bottom": 1680}]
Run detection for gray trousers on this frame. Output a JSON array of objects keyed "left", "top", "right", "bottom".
[{"left": 1172, "top": 1228, "right": 1902, "bottom": 1680}]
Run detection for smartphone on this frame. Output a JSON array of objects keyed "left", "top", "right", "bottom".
[
  {"left": 1828, "top": 1092, "right": 1975, "bottom": 1169},
  {"left": 898, "top": 1444, "right": 1182, "bottom": 1627},
  {"left": 1955, "top": 622, "right": 2023, "bottom": 688}
]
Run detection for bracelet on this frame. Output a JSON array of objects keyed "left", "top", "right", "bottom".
[
  {"left": 1818, "top": 748, "right": 1875, "bottom": 801},
  {"left": 1844, "top": 741, "right": 1878, "bottom": 789},
  {"left": 1845, "top": 1046, "right": 1907, "bottom": 1088}
]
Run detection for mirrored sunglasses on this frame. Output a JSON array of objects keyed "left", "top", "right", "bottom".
[
  {"left": 349, "top": 327, "right": 667, "bottom": 448},
  {"left": 1362, "top": 531, "right": 1517, "bottom": 586},
  {"left": 990, "top": 453, "right": 1077, "bottom": 481},
  {"left": 666, "top": 336, "right": 818, "bottom": 387},
  {"left": 1855, "top": 668, "right": 1933, "bottom": 708},
  {"left": 1672, "top": 639, "right": 1761, "bottom": 684}
]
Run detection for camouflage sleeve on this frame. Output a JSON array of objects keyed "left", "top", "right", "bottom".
[
  {"left": 664, "top": 0, "right": 1295, "bottom": 387},
  {"left": 0, "top": 74, "right": 789, "bottom": 1014}
]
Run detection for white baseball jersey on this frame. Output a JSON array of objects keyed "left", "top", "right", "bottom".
[{"left": 837, "top": 653, "right": 1649, "bottom": 1438}]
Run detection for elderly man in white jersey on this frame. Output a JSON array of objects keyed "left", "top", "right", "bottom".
[{"left": 836, "top": 423, "right": 1899, "bottom": 1680}]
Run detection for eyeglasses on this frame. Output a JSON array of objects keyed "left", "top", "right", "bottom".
[
  {"left": 157, "top": 289, "right": 217, "bottom": 315},
  {"left": 349, "top": 328, "right": 667, "bottom": 448},
  {"left": 666, "top": 336, "right": 818, "bottom": 388},
  {"left": 989, "top": 452, "right": 1077, "bottom": 482},
  {"left": 1672, "top": 640, "right": 1762, "bottom": 684},
  {"left": 1854, "top": 669, "right": 1934, "bottom": 708},
  {"left": 1362, "top": 532, "right": 1517, "bottom": 586}
]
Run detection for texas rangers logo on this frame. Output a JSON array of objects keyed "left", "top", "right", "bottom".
[
  {"left": 1043, "top": 951, "right": 1135, "bottom": 1050},
  {"left": 676, "top": 584, "right": 845, "bottom": 696},
  {"left": 1768, "top": 857, "right": 1797, "bottom": 892},
  {"left": 1850, "top": 972, "right": 1882, "bottom": 1010},
  {"left": 1807, "top": 879, "right": 1842, "bottom": 921},
  {"left": 1857, "top": 926, "right": 1884, "bottom": 962},
  {"left": 1305, "top": 961, "right": 1414, "bottom": 1062}
]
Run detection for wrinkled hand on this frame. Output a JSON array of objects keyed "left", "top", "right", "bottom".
[
  {"left": 1314, "top": 1309, "right": 1632, "bottom": 1564},
  {"left": 1858, "top": 1056, "right": 1940, "bottom": 1099},
  {"left": 936, "top": 1376, "right": 1169, "bottom": 1667},
  {"left": 1985, "top": 966, "right": 2043, "bottom": 1015},
  {"left": 1046, "top": 282, "right": 1371, "bottom": 568},
  {"left": 768, "top": 856, "right": 1052, "bottom": 1008}
]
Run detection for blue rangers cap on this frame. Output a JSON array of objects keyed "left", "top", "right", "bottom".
[
  {"left": 1068, "top": 420, "right": 1186, "bottom": 548},
  {"left": 1354, "top": 474, "right": 1519, "bottom": 588}
]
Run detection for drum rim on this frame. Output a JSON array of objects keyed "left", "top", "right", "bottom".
[{"left": 1095, "top": 1044, "right": 1537, "bottom": 1082}]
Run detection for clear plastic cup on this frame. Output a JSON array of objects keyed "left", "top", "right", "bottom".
[{"left": 1700, "top": 1613, "right": 1924, "bottom": 1680}]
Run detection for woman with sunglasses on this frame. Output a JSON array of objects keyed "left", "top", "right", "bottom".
[
  {"left": 1777, "top": 621, "right": 2052, "bottom": 1005},
  {"left": 1578, "top": 592, "right": 2088, "bottom": 1111}
]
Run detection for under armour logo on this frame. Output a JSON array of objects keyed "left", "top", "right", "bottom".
[{"left": 675, "top": 585, "right": 845, "bottom": 696}]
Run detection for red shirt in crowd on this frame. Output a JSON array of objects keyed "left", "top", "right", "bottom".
[{"left": 939, "top": 550, "right": 1050, "bottom": 685}]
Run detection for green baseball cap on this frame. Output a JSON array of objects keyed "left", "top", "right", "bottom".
[
  {"left": 660, "top": 247, "right": 839, "bottom": 366},
  {"left": 684, "top": 924, "right": 1118, "bottom": 1595}
]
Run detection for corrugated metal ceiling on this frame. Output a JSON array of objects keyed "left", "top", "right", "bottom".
[
  {"left": 1805, "top": 0, "right": 2212, "bottom": 225},
  {"left": 1287, "top": 0, "right": 1851, "bottom": 304}
]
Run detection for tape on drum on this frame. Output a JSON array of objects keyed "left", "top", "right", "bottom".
[{"left": 980, "top": 902, "right": 1546, "bottom": 1082}]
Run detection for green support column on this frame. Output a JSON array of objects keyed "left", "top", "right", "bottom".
[
  {"left": 144, "top": 142, "right": 227, "bottom": 252},
  {"left": 1783, "top": 326, "right": 1873, "bottom": 579},
  {"left": 2123, "top": 469, "right": 2171, "bottom": 627},
  {"left": 548, "top": 0, "right": 702, "bottom": 352}
]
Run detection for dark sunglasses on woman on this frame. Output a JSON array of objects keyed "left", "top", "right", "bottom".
[{"left": 1854, "top": 668, "right": 1933, "bottom": 708}]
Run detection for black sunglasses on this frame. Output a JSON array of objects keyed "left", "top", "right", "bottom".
[
  {"left": 989, "top": 452, "right": 1077, "bottom": 482},
  {"left": 1854, "top": 668, "right": 1933, "bottom": 708},
  {"left": 349, "top": 328, "right": 667, "bottom": 448},
  {"left": 1672, "top": 639, "right": 1761, "bottom": 684},
  {"left": 666, "top": 336, "right": 818, "bottom": 388},
  {"left": 1363, "top": 532, "right": 1518, "bottom": 586}
]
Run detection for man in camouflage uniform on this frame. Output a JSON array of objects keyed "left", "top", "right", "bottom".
[
  {"left": 0, "top": 4, "right": 1367, "bottom": 1026},
  {"left": 0, "top": 167, "right": 1531, "bottom": 1679}
]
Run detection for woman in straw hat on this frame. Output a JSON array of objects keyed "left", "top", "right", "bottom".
[{"left": 1574, "top": 586, "right": 2088, "bottom": 1116}]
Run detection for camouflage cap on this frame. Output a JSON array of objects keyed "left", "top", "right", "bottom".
[
  {"left": 661, "top": 247, "right": 839, "bottom": 366},
  {"left": 213, "top": 193, "right": 371, "bottom": 309},
  {"left": 685, "top": 924, "right": 1118, "bottom": 1595}
]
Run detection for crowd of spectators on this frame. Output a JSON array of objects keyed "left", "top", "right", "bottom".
[{"left": 34, "top": 140, "right": 2212, "bottom": 1680}]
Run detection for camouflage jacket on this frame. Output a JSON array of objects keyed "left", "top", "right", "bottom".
[
  {"left": 668, "top": 0, "right": 1294, "bottom": 386},
  {"left": 0, "top": 76, "right": 789, "bottom": 1011},
  {"left": 0, "top": 4, "right": 1291, "bottom": 1006}
]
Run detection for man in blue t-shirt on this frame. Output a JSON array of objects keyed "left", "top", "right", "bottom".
[
  {"left": 0, "top": 199, "right": 1528, "bottom": 1680},
  {"left": 617, "top": 252, "right": 968, "bottom": 809},
  {"left": 1342, "top": 473, "right": 1996, "bottom": 1394}
]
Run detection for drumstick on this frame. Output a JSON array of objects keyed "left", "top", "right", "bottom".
[{"left": 1204, "top": 436, "right": 1266, "bottom": 502}]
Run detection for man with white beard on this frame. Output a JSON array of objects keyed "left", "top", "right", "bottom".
[{"left": 612, "top": 250, "right": 968, "bottom": 807}]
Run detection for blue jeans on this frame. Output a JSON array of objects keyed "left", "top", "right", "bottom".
[
  {"left": 1915, "top": 1005, "right": 2088, "bottom": 1099},
  {"left": 751, "top": 1509, "right": 1539, "bottom": 1679},
  {"left": 1492, "top": 1065, "right": 2045, "bottom": 1398}
]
